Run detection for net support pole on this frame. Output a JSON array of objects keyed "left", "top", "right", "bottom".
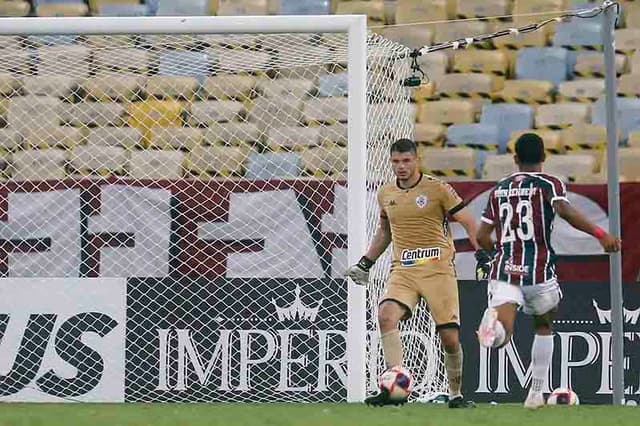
[
  {"left": 601, "top": 0, "right": 624, "bottom": 406},
  {"left": 346, "top": 15, "right": 368, "bottom": 403}
]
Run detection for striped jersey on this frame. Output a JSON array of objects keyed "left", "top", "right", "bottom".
[{"left": 481, "top": 172, "right": 569, "bottom": 286}]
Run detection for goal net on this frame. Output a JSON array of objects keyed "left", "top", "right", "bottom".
[{"left": 0, "top": 16, "right": 446, "bottom": 403}]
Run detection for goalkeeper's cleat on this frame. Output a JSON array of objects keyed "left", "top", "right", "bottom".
[
  {"left": 364, "top": 388, "right": 407, "bottom": 407},
  {"left": 477, "top": 308, "right": 498, "bottom": 348},
  {"left": 448, "top": 396, "right": 476, "bottom": 409},
  {"left": 524, "top": 391, "right": 545, "bottom": 409}
]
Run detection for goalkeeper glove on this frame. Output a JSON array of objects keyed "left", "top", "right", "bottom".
[
  {"left": 475, "top": 249, "right": 493, "bottom": 282},
  {"left": 345, "top": 256, "right": 375, "bottom": 286}
]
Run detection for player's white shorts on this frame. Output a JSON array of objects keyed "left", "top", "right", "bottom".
[{"left": 487, "top": 279, "right": 562, "bottom": 316}]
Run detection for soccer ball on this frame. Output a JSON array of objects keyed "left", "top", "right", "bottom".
[
  {"left": 379, "top": 366, "right": 412, "bottom": 401},
  {"left": 547, "top": 388, "right": 579, "bottom": 405}
]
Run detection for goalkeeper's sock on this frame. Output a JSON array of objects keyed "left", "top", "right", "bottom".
[
  {"left": 380, "top": 329, "right": 403, "bottom": 368},
  {"left": 530, "top": 334, "right": 554, "bottom": 393},
  {"left": 444, "top": 345, "right": 463, "bottom": 398}
]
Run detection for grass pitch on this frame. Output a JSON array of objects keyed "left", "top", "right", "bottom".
[{"left": 0, "top": 403, "right": 637, "bottom": 426}]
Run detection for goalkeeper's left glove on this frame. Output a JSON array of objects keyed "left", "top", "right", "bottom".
[
  {"left": 475, "top": 249, "right": 493, "bottom": 282},
  {"left": 345, "top": 256, "right": 375, "bottom": 286}
]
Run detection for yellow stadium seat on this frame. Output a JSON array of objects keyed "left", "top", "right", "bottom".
[
  {"left": 493, "top": 31, "right": 548, "bottom": 50},
  {"left": 83, "top": 74, "right": 145, "bottom": 102},
  {"left": 129, "top": 149, "right": 186, "bottom": 180},
  {"left": 12, "top": 149, "right": 68, "bottom": 181},
  {"left": 434, "top": 21, "right": 489, "bottom": 44},
  {"left": 8, "top": 96, "right": 63, "bottom": 133},
  {"left": 69, "top": 145, "right": 129, "bottom": 177},
  {"left": 508, "top": 129, "right": 563, "bottom": 154},
  {"left": 217, "top": 0, "right": 269, "bottom": 15},
  {"left": 415, "top": 123, "right": 447, "bottom": 146},
  {"left": 0, "top": 128, "right": 22, "bottom": 152},
  {"left": 0, "top": 49, "right": 30, "bottom": 75},
  {"left": 573, "top": 52, "right": 627, "bottom": 79},
  {"left": 63, "top": 102, "right": 127, "bottom": 127},
  {"left": 617, "top": 74, "right": 640, "bottom": 97},
  {"left": 628, "top": 130, "right": 640, "bottom": 148},
  {"left": 145, "top": 76, "right": 200, "bottom": 100},
  {"left": 0, "top": 36, "right": 20, "bottom": 50},
  {"left": 614, "top": 29, "right": 640, "bottom": 53},
  {"left": 88, "top": 0, "right": 143, "bottom": 14},
  {"left": 302, "top": 97, "right": 348, "bottom": 124},
  {"left": 395, "top": 0, "right": 448, "bottom": 24},
  {"left": 186, "top": 145, "right": 249, "bottom": 177},
  {"left": 301, "top": 145, "right": 348, "bottom": 177},
  {"left": 257, "top": 78, "right": 315, "bottom": 99},
  {"left": 420, "top": 147, "right": 476, "bottom": 180},
  {"left": 37, "top": 45, "right": 91, "bottom": 79},
  {"left": 629, "top": 51, "right": 640, "bottom": 74},
  {"left": 456, "top": 0, "right": 510, "bottom": 19},
  {"left": 128, "top": 99, "right": 186, "bottom": 144},
  {"left": 94, "top": 48, "right": 152, "bottom": 74},
  {"left": 557, "top": 79, "right": 604, "bottom": 103},
  {"left": 336, "top": 1, "right": 385, "bottom": 25},
  {"left": 150, "top": 127, "right": 203, "bottom": 151},
  {"left": 417, "top": 52, "right": 449, "bottom": 85},
  {"left": 492, "top": 79, "right": 554, "bottom": 104},
  {"left": 0, "top": 73, "right": 21, "bottom": 97},
  {"left": 624, "top": 1, "right": 640, "bottom": 28},
  {"left": 620, "top": 148, "right": 640, "bottom": 182},
  {"left": 543, "top": 153, "right": 597, "bottom": 181},
  {"left": 417, "top": 100, "right": 475, "bottom": 125},
  {"left": 0, "top": 1, "right": 29, "bottom": 17},
  {"left": 204, "top": 122, "right": 262, "bottom": 146},
  {"left": 561, "top": 124, "right": 608, "bottom": 152},
  {"left": 87, "top": 127, "right": 142, "bottom": 149},
  {"left": 210, "top": 48, "right": 271, "bottom": 74},
  {"left": 37, "top": 2, "right": 89, "bottom": 16},
  {"left": 22, "top": 126, "right": 84, "bottom": 150},
  {"left": 513, "top": 0, "right": 565, "bottom": 33},
  {"left": 266, "top": 126, "right": 322, "bottom": 151},
  {"left": 379, "top": 26, "right": 434, "bottom": 48},
  {"left": 249, "top": 96, "right": 303, "bottom": 130},
  {"left": 535, "top": 103, "right": 591, "bottom": 129},
  {"left": 452, "top": 50, "right": 509, "bottom": 77},
  {"left": 22, "top": 76, "right": 79, "bottom": 99},
  {"left": 190, "top": 100, "right": 246, "bottom": 126},
  {"left": 482, "top": 153, "right": 518, "bottom": 180},
  {"left": 86, "top": 35, "right": 133, "bottom": 49},
  {"left": 202, "top": 75, "right": 256, "bottom": 100},
  {"left": 320, "top": 123, "right": 348, "bottom": 146},
  {"left": 436, "top": 73, "right": 499, "bottom": 98}
]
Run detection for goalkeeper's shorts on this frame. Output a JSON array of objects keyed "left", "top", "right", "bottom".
[{"left": 381, "top": 269, "right": 459, "bottom": 329}]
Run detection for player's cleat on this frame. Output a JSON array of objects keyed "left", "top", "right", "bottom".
[
  {"left": 364, "top": 388, "right": 407, "bottom": 407},
  {"left": 448, "top": 396, "right": 476, "bottom": 409},
  {"left": 524, "top": 391, "right": 545, "bottom": 409},
  {"left": 477, "top": 308, "right": 498, "bottom": 348}
]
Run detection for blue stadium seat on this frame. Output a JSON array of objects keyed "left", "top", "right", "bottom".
[
  {"left": 28, "top": 35, "right": 78, "bottom": 46},
  {"left": 553, "top": 21, "right": 602, "bottom": 48},
  {"left": 446, "top": 124, "right": 500, "bottom": 150},
  {"left": 97, "top": 3, "right": 150, "bottom": 16},
  {"left": 592, "top": 97, "right": 640, "bottom": 141},
  {"left": 516, "top": 47, "right": 570, "bottom": 86},
  {"left": 245, "top": 152, "right": 302, "bottom": 180},
  {"left": 279, "top": 0, "right": 330, "bottom": 15},
  {"left": 148, "top": 0, "right": 210, "bottom": 16},
  {"left": 480, "top": 104, "right": 534, "bottom": 152},
  {"left": 318, "top": 73, "right": 348, "bottom": 97},
  {"left": 158, "top": 51, "right": 211, "bottom": 78}
]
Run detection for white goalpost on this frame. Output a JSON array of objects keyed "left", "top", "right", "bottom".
[{"left": 0, "top": 15, "right": 445, "bottom": 403}]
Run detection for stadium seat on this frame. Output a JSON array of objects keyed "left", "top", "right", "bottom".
[
  {"left": 87, "top": 127, "right": 142, "bottom": 149},
  {"left": 217, "top": 0, "right": 269, "bottom": 15},
  {"left": 480, "top": 103, "right": 534, "bottom": 150},
  {"left": 614, "top": 29, "right": 640, "bottom": 53},
  {"left": 151, "top": 0, "right": 215, "bottom": 15},
  {"left": 417, "top": 52, "right": 449, "bottom": 85},
  {"left": 245, "top": 152, "right": 302, "bottom": 179},
  {"left": 436, "top": 73, "right": 498, "bottom": 99},
  {"left": 12, "top": 149, "right": 68, "bottom": 181},
  {"left": 492, "top": 79, "right": 554, "bottom": 104},
  {"left": 204, "top": 122, "right": 262, "bottom": 145},
  {"left": 186, "top": 145, "right": 249, "bottom": 177},
  {"left": 513, "top": 0, "right": 564, "bottom": 28},
  {"left": 158, "top": 51, "right": 211, "bottom": 78},
  {"left": 0, "top": 49, "right": 30, "bottom": 75},
  {"left": 0, "top": 128, "right": 22, "bottom": 152},
  {"left": 69, "top": 145, "right": 129, "bottom": 176},
  {"left": 63, "top": 102, "right": 127, "bottom": 127},
  {"left": 302, "top": 97, "right": 348, "bottom": 124},
  {"left": 335, "top": 1, "right": 385, "bottom": 26},
  {"left": 202, "top": 75, "right": 256, "bottom": 100},
  {"left": 624, "top": 1, "right": 640, "bottom": 28},
  {"left": 617, "top": 74, "right": 640, "bottom": 98},
  {"left": 36, "top": 2, "right": 88, "bottom": 16},
  {"left": 493, "top": 30, "right": 547, "bottom": 50},
  {"left": 22, "top": 126, "right": 84, "bottom": 150},
  {"left": 145, "top": 76, "right": 199, "bottom": 100},
  {"left": 319, "top": 123, "right": 348, "bottom": 146},
  {"left": 190, "top": 101, "right": 246, "bottom": 126},
  {"left": 94, "top": 48, "right": 152, "bottom": 74},
  {"left": 620, "top": 148, "right": 640, "bottom": 182},
  {"left": 516, "top": 48, "right": 570, "bottom": 86},
  {"left": 434, "top": 21, "right": 489, "bottom": 44},
  {"left": 452, "top": 50, "right": 509, "bottom": 78},
  {"left": 414, "top": 123, "right": 446, "bottom": 146},
  {"left": 266, "top": 126, "right": 322, "bottom": 151},
  {"left": 482, "top": 153, "right": 518, "bottom": 180},
  {"left": 85, "top": 35, "right": 133, "bottom": 49},
  {"left": 301, "top": 145, "right": 347, "bottom": 176},
  {"left": 8, "top": 96, "right": 63, "bottom": 133},
  {"left": 129, "top": 149, "right": 185, "bottom": 180},
  {"left": 258, "top": 78, "right": 315, "bottom": 99},
  {"left": 0, "top": 1, "right": 30, "bottom": 16},
  {"left": 94, "top": 2, "right": 149, "bottom": 16},
  {"left": 418, "top": 100, "right": 474, "bottom": 125},
  {"left": 557, "top": 79, "right": 604, "bottom": 103},
  {"left": 21, "top": 76, "right": 78, "bottom": 99},
  {"left": 279, "top": 0, "right": 330, "bottom": 15},
  {"left": 0, "top": 73, "right": 20, "bottom": 97},
  {"left": 543, "top": 153, "right": 597, "bottom": 181},
  {"left": 455, "top": 0, "right": 510, "bottom": 19},
  {"left": 446, "top": 123, "right": 500, "bottom": 151},
  {"left": 395, "top": 0, "right": 448, "bottom": 24},
  {"left": 150, "top": 127, "right": 203, "bottom": 151},
  {"left": 629, "top": 51, "right": 640, "bottom": 75},
  {"left": 37, "top": 45, "right": 91, "bottom": 79},
  {"left": 629, "top": 130, "right": 640, "bottom": 148},
  {"left": 249, "top": 96, "right": 303, "bottom": 130},
  {"left": 128, "top": 99, "right": 185, "bottom": 144},
  {"left": 379, "top": 26, "right": 434, "bottom": 49},
  {"left": 419, "top": 147, "right": 476, "bottom": 180},
  {"left": 0, "top": 36, "right": 20, "bottom": 50},
  {"left": 318, "top": 73, "right": 348, "bottom": 98},
  {"left": 535, "top": 103, "right": 591, "bottom": 129},
  {"left": 507, "top": 129, "right": 564, "bottom": 154},
  {"left": 83, "top": 74, "right": 145, "bottom": 102},
  {"left": 592, "top": 97, "right": 640, "bottom": 140},
  {"left": 210, "top": 49, "right": 272, "bottom": 75},
  {"left": 562, "top": 123, "right": 609, "bottom": 151},
  {"left": 552, "top": 22, "right": 603, "bottom": 49},
  {"left": 573, "top": 52, "right": 626, "bottom": 78}
]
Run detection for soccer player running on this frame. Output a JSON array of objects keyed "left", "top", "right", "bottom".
[
  {"left": 346, "top": 138, "right": 482, "bottom": 408},
  {"left": 475, "top": 133, "right": 621, "bottom": 409}
]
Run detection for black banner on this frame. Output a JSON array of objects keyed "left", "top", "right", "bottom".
[{"left": 460, "top": 281, "right": 640, "bottom": 404}]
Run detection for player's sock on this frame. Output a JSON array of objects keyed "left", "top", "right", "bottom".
[
  {"left": 380, "top": 329, "right": 403, "bottom": 368},
  {"left": 444, "top": 345, "right": 463, "bottom": 398},
  {"left": 530, "top": 334, "right": 554, "bottom": 393}
]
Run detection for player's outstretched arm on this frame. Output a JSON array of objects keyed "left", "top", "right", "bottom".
[
  {"left": 554, "top": 200, "right": 621, "bottom": 253},
  {"left": 345, "top": 217, "right": 392, "bottom": 286}
]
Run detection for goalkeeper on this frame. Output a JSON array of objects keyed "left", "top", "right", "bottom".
[{"left": 346, "top": 138, "right": 487, "bottom": 408}]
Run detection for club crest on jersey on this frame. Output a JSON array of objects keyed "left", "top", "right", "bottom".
[
  {"left": 415, "top": 194, "right": 428, "bottom": 208},
  {"left": 400, "top": 247, "right": 441, "bottom": 266},
  {"left": 504, "top": 259, "right": 530, "bottom": 276}
]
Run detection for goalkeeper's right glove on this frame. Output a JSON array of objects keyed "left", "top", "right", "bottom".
[
  {"left": 345, "top": 256, "right": 375, "bottom": 286},
  {"left": 475, "top": 249, "right": 493, "bottom": 282}
]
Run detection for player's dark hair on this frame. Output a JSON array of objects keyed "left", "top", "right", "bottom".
[
  {"left": 515, "top": 133, "right": 545, "bottom": 165},
  {"left": 390, "top": 138, "right": 417, "bottom": 155}
]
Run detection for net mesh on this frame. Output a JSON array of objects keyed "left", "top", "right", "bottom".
[{"left": 0, "top": 30, "right": 446, "bottom": 402}]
